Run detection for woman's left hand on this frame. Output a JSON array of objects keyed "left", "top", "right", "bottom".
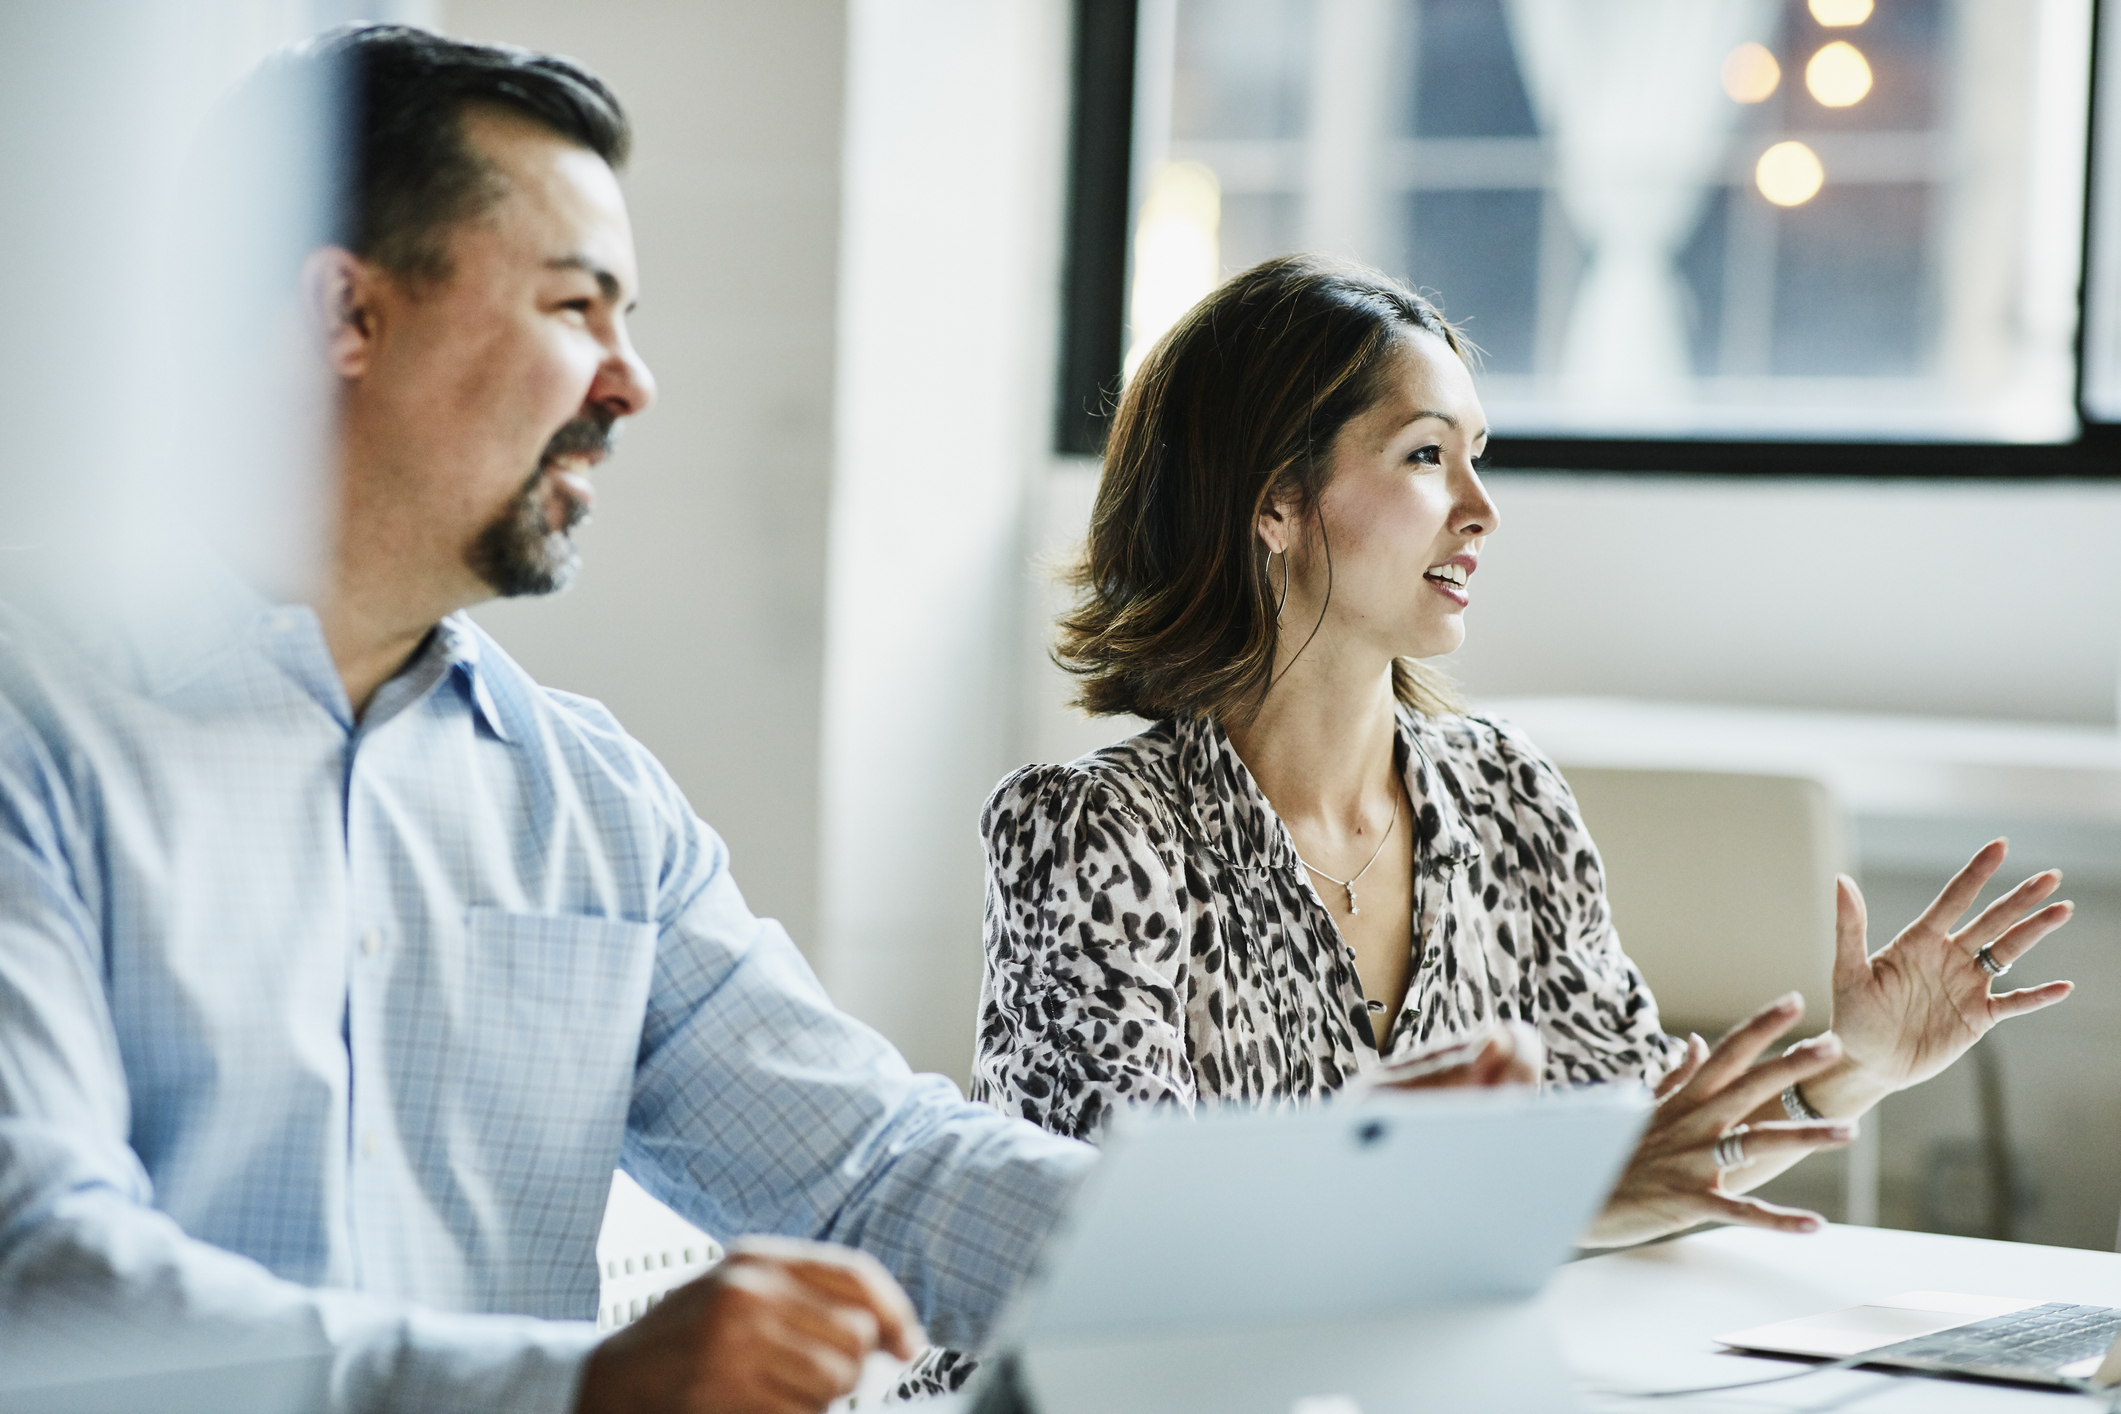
[{"left": 1823, "top": 840, "right": 2074, "bottom": 1109}]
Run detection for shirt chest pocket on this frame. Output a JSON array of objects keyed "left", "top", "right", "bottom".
[{"left": 450, "top": 907, "right": 659, "bottom": 1153}]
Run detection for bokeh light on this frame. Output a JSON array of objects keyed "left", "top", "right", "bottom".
[
  {"left": 1806, "top": 41, "right": 1873, "bottom": 107},
  {"left": 1756, "top": 140, "right": 1825, "bottom": 206},
  {"left": 1721, "top": 42, "right": 1781, "bottom": 104},
  {"left": 1808, "top": 0, "right": 1875, "bottom": 24},
  {"left": 1124, "top": 161, "right": 1221, "bottom": 379}
]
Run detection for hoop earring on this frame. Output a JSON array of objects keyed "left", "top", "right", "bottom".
[{"left": 1267, "top": 549, "right": 1289, "bottom": 620}]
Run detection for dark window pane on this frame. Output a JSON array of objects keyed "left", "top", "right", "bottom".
[
  {"left": 1172, "top": 0, "right": 1311, "bottom": 140},
  {"left": 1401, "top": 188, "right": 1541, "bottom": 372},
  {"left": 1410, "top": 0, "right": 1538, "bottom": 138},
  {"left": 1771, "top": 183, "right": 1929, "bottom": 376}
]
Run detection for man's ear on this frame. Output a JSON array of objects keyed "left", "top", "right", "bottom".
[{"left": 299, "top": 246, "right": 382, "bottom": 379}]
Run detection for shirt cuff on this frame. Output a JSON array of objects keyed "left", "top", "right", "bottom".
[{"left": 325, "top": 1302, "right": 604, "bottom": 1414}]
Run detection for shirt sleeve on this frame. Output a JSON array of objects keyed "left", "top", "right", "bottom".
[
  {"left": 0, "top": 707, "right": 602, "bottom": 1414},
  {"left": 612, "top": 766, "right": 1096, "bottom": 1355},
  {"left": 1483, "top": 721, "right": 1687, "bottom": 1088},
  {"left": 968, "top": 763, "right": 1195, "bottom": 1142}
]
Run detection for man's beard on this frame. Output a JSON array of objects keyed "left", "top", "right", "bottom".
[{"left": 467, "top": 411, "right": 614, "bottom": 598}]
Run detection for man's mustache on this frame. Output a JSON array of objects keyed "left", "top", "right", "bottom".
[{"left": 538, "top": 410, "right": 619, "bottom": 468}]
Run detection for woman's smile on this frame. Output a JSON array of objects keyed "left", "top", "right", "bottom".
[{"left": 1422, "top": 552, "right": 1476, "bottom": 608}]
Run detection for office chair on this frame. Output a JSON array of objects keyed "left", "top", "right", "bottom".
[{"left": 1558, "top": 767, "right": 1877, "bottom": 1223}]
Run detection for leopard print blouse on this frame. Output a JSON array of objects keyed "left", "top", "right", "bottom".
[{"left": 966, "top": 709, "right": 1688, "bottom": 1139}]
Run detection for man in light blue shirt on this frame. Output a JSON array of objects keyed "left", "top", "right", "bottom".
[{"left": 0, "top": 25, "right": 1091, "bottom": 1414}]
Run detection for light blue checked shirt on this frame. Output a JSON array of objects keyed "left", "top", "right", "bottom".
[{"left": 0, "top": 565, "right": 1091, "bottom": 1411}]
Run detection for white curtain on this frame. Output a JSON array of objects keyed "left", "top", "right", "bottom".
[{"left": 1501, "top": 0, "right": 1775, "bottom": 404}]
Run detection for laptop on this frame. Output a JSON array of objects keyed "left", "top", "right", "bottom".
[
  {"left": 1720, "top": 1290, "right": 2121, "bottom": 1388},
  {"left": 963, "top": 1084, "right": 1650, "bottom": 1414}
]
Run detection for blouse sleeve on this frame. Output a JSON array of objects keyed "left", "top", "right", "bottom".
[
  {"left": 968, "top": 762, "right": 1194, "bottom": 1141},
  {"left": 1483, "top": 721, "right": 1688, "bottom": 1088}
]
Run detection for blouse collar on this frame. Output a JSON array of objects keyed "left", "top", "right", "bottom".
[{"left": 1172, "top": 710, "right": 1482, "bottom": 874}]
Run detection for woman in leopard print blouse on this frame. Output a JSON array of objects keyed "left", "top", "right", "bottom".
[{"left": 968, "top": 254, "right": 2077, "bottom": 1247}]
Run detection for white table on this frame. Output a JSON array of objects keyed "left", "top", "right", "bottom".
[{"left": 1554, "top": 1223, "right": 2121, "bottom": 1410}]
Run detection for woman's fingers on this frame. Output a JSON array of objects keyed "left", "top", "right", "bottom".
[
  {"left": 1675, "top": 993, "right": 1804, "bottom": 1105},
  {"left": 1465, "top": 1021, "right": 1544, "bottom": 1086},
  {"left": 1715, "top": 1119, "right": 1857, "bottom": 1171},
  {"left": 1831, "top": 875, "right": 1871, "bottom": 990},
  {"left": 1362, "top": 1037, "right": 1486, "bottom": 1092},
  {"left": 1365, "top": 1022, "right": 1544, "bottom": 1093},
  {"left": 1955, "top": 870, "right": 2063, "bottom": 949},
  {"left": 1911, "top": 838, "right": 2009, "bottom": 937},
  {"left": 1654, "top": 1034, "right": 1708, "bottom": 1101},
  {"left": 1979, "top": 899, "right": 2074, "bottom": 972},
  {"left": 1989, "top": 980, "right": 2075, "bottom": 1020},
  {"left": 1702, "top": 1190, "right": 1828, "bottom": 1235},
  {"left": 1696, "top": 1034, "right": 1844, "bottom": 1129}
]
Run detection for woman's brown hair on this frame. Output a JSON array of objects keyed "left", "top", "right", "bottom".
[{"left": 1056, "top": 253, "right": 1471, "bottom": 723}]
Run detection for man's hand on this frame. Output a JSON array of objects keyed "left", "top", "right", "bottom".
[{"left": 574, "top": 1235, "right": 924, "bottom": 1414}]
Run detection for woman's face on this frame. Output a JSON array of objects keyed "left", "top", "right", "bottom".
[{"left": 1263, "top": 329, "right": 1498, "bottom": 665}]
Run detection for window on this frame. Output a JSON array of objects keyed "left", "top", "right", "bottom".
[{"left": 1062, "top": 0, "right": 2113, "bottom": 466}]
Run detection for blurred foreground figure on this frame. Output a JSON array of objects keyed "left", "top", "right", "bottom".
[{"left": 0, "top": 26, "right": 1090, "bottom": 1414}]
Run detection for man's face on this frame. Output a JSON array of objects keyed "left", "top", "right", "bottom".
[{"left": 340, "top": 105, "right": 655, "bottom": 605}]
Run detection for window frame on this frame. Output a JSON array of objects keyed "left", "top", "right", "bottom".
[{"left": 1054, "top": 0, "right": 2121, "bottom": 478}]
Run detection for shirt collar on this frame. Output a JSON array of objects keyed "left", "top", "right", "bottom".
[
  {"left": 432, "top": 614, "right": 513, "bottom": 744},
  {"left": 1173, "top": 710, "right": 1480, "bottom": 872},
  {"left": 137, "top": 585, "right": 510, "bottom": 745}
]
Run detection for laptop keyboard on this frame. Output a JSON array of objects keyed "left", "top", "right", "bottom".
[{"left": 1870, "top": 1302, "right": 2121, "bottom": 1381}]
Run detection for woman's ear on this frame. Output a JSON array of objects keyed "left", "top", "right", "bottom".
[
  {"left": 1255, "top": 498, "right": 1295, "bottom": 556},
  {"left": 299, "top": 246, "right": 381, "bottom": 380}
]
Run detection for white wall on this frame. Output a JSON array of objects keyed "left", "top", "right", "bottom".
[
  {"left": 1443, "top": 472, "right": 2121, "bottom": 725},
  {"left": 817, "top": 0, "right": 1075, "bottom": 1081},
  {"left": 450, "top": 0, "right": 848, "bottom": 952}
]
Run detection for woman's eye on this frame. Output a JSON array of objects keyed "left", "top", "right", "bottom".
[
  {"left": 1409, "top": 444, "right": 1443, "bottom": 466},
  {"left": 1472, "top": 449, "right": 1492, "bottom": 471}
]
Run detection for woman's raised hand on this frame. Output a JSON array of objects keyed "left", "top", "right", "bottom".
[
  {"left": 1823, "top": 841, "right": 2073, "bottom": 1106},
  {"left": 1581, "top": 994, "right": 1856, "bottom": 1249}
]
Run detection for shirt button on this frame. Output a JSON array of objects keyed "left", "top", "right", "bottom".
[
  {"left": 360, "top": 929, "right": 381, "bottom": 957},
  {"left": 271, "top": 609, "right": 297, "bottom": 633},
  {"left": 359, "top": 1131, "right": 379, "bottom": 1159}
]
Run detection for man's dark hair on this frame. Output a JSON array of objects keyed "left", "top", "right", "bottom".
[{"left": 306, "top": 24, "right": 631, "bottom": 281}]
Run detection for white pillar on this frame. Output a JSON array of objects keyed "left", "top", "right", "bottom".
[
  {"left": 1302, "top": 0, "right": 1398, "bottom": 262},
  {"left": 817, "top": 0, "right": 1075, "bottom": 1080}
]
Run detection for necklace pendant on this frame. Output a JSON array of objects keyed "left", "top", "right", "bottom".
[{"left": 1346, "top": 884, "right": 1360, "bottom": 915}]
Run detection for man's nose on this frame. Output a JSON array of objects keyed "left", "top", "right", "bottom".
[{"left": 594, "top": 337, "right": 656, "bottom": 418}]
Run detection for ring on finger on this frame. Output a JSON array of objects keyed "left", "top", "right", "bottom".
[
  {"left": 1975, "top": 943, "right": 2010, "bottom": 978},
  {"left": 1713, "top": 1127, "right": 1752, "bottom": 1172}
]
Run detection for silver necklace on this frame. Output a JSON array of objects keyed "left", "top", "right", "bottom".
[{"left": 1290, "top": 791, "right": 1400, "bottom": 916}]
